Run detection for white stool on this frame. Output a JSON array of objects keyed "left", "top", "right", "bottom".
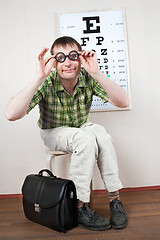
[
  {"left": 46, "top": 149, "right": 69, "bottom": 172},
  {"left": 46, "top": 148, "right": 94, "bottom": 208}
]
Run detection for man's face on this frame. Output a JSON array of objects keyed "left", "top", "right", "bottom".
[{"left": 53, "top": 44, "right": 81, "bottom": 82}]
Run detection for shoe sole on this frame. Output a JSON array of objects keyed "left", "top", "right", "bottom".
[
  {"left": 79, "top": 223, "right": 112, "bottom": 231},
  {"left": 112, "top": 222, "right": 128, "bottom": 229}
]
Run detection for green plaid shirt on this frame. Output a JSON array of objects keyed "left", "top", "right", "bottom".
[{"left": 27, "top": 68, "right": 109, "bottom": 129}]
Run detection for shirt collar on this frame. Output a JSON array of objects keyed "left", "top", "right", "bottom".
[{"left": 54, "top": 69, "right": 87, "bottom": 93}]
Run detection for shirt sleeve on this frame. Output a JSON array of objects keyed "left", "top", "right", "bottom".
[
  {"left": 81, "top": 68, "right": 109, "bottom": 103},
  {"left": 26, "top": 88, "right": 43, "bottom": 114},
  {"left": 92, "top": 79, "right": 109, "bottom": 103},
  {"left": 26, "top": 71, "right": 54, "bottom": 114}
]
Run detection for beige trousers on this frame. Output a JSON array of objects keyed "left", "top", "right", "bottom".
[{"left": 40, "top": 122, "right": 123, "bottom": 202}]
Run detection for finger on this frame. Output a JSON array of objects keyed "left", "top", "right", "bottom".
[
  {"left": 47, "top": 58, "right": 55, "bottom": 71},
  {"left": 80, "top": 51, "right": 89, "bottom": 57},
  {"left": 45, "top": 56, "right": 55, "bottom": 66},
  {"left": 80, "top": 50, "right": 95, "bottom": 58},
  {"left": 79, "top": 55, "right": 87, "bottom": 65},
  {"left": 38, "top": 48, "right": 49, "bottom": 60},
  {"left": 88, "top": 52, "right": 95, "bottom": 57},
  {"left": 79, "top": 51, "right": 89, "bottom": 62}
]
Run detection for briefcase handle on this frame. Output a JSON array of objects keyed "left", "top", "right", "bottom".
[{"left": 38, "top": 169, "right": 55, "bottom": 178}]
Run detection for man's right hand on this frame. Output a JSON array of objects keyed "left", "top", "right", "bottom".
[
  {"left": 37, "top": 48, "right": 55, "bottom": 82},
  {"left": 5, "top": 48, "right": 55, "bottom": 121}
]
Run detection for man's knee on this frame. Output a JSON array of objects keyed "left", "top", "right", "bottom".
[
  {"left": 72, "top": 128, "right": 98, "bottom": 153},
  {"left": 86, "top": 123, "right": 113, "bottom": 143}
]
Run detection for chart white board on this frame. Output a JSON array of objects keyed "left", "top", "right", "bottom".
[{"left": 59, "top": 9, "right": 131, "bottom": 111}]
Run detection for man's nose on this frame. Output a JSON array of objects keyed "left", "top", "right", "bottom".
[{"left": 64, "top": 56, "right": 72, "bottom": 65}]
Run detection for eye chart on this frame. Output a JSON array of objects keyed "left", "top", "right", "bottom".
[{"left": 59, "top": 9, "right": 131, "bottom": 111}]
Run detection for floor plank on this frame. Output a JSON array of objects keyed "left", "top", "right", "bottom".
[{"left": 0, "top": 190, "right": 160, "bottom": 240}]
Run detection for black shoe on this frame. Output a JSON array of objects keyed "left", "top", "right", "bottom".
[
  {"left": 78, "top": 203, "right": 111, "bottom": 231},
  {"left": 110, "top": 198, "right": 128, "bottom": 229}
]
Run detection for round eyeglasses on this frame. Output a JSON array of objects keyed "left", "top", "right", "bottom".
[{"left": 55, "top": 50, "right": 80, "bottom": 63}]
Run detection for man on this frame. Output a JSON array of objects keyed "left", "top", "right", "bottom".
[{"left": 6, "top": 36, "right": 130, "bottom": 231}]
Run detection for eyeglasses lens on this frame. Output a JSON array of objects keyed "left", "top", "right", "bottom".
[
  {"left": 55, "top": 52, "right": 65, "bottom": 62},
  {"left": 69, "top": 51, "right": 79, "bottom": 61}
]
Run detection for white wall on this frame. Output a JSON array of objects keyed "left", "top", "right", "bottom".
[{"left": 1, "top": 0, "right": 160, "bottom": 194}]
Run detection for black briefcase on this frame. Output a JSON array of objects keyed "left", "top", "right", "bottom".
[{"left": 22, "top": 169, "right": 78, "bottom": 232}]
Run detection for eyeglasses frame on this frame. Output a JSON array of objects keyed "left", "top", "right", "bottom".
[{"left": 55, "top": 50, "right": 80, "bottom": 63}]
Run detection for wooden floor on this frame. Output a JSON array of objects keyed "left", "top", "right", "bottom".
[{"left": 0, "top": 190, "right": 160, "bottom": 240}]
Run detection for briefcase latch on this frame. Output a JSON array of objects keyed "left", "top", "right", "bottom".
[{"left": 34, "top": 203, "right": 41, "bottom": 212}]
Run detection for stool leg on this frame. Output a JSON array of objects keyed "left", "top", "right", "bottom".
[
  {"left": 46, "top": 154, "right": 52, "bottom": 170},
  {"left": 46, "top": 154, "right": 56, "bottom": 172},
  {"left": 51, "top": 155, "right": 56, "bottom": 173}
]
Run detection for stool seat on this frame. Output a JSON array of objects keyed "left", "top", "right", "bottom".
[{"left": 47, "top": 150, "right": 68, "bottom": 155}]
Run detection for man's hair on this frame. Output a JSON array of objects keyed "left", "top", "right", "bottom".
[{"left": 50, "top": 36, "right": 82, "bottom": 55}]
